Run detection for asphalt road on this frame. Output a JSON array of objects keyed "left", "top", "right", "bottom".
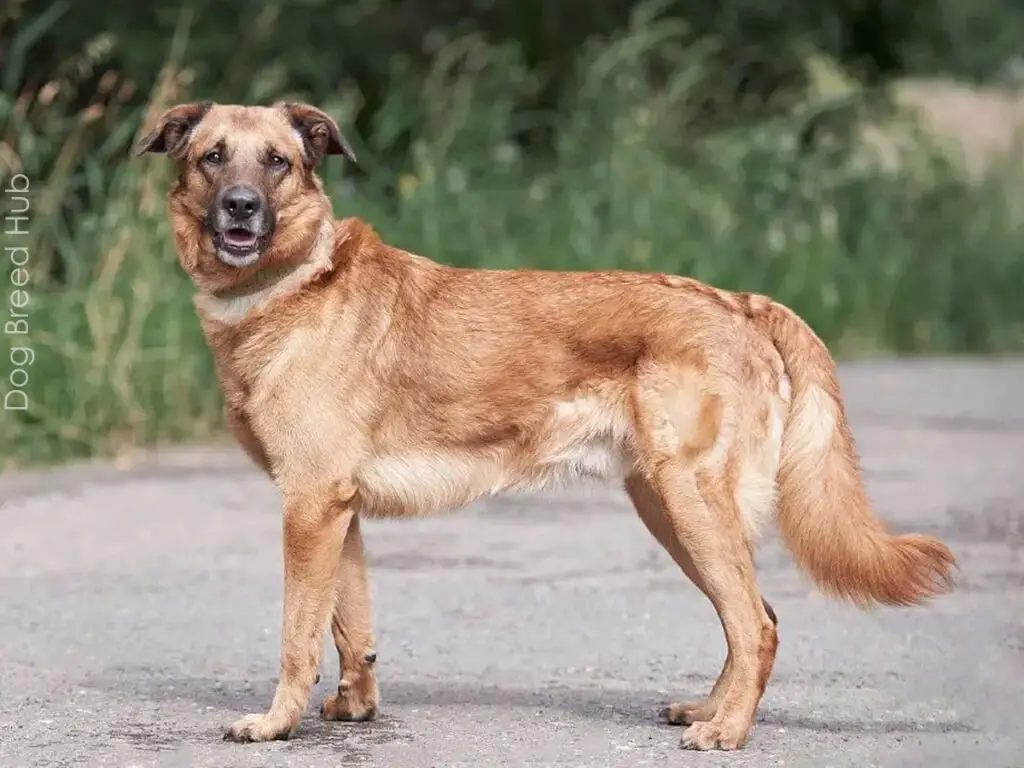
[{"left": 2, "top": 359, "right": 1023, "bottom": 768}]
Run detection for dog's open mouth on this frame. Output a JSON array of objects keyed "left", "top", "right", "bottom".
[
  {"left": 223, "top": 228, "right": 259, "bottom": 250},
  {"left": 214, "top": 227, "right": 265, "bottom": 268}
]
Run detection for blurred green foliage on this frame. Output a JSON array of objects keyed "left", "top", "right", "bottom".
[{"left": 2, "top": 0, "right": 1024, "bottom": 467}]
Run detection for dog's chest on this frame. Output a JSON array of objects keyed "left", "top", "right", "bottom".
[{"left": 209, "top": 319, "right": 362, "bottom": 476}]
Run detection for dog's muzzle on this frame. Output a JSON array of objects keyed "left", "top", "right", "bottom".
[{"left": 210, "top": 184, "right": 271, "bottom": 268}]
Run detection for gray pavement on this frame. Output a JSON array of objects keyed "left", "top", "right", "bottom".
[{"left": 1, "top": 359, "right": 1023, "bottom": 768}]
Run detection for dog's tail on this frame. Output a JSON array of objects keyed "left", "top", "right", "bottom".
[{"left": 752, "top": 298, "right": 957, "bottom": 607}]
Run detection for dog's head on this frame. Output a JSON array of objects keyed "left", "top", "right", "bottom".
[{"left": 136, "top": 101, "right": 355, "bottom": 290}]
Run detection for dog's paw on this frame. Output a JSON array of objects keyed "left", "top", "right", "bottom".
[
  {"left": 680, "top": 718, "right": 750, "bottom": 751},
  {"left": 321, "top": 693, "right": 377, "bottom": 722},
  {"left": 661, "top": 700, "right": 717, "bottom": 726},
  {"left": 223, "top": 713, "right": 295, "bottom": 743},
  {"left": 320, "top": 675, "right": 379, "bottom": 722}
]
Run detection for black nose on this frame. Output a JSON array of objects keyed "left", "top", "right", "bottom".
[{"left": 220, "top": 185, "right": 262, "bottom": 221}]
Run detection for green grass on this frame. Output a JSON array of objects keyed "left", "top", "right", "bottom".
[{"left": 3, "top": 3, "right": 1024, "bottom": 468}]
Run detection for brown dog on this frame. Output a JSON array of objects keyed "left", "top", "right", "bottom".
[{"left": 136, "top": 101, "right": 957, "bottom": 751}]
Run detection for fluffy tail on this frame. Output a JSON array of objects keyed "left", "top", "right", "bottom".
[{"left": 753, "top": 298, "right": 957, "bottom": 607}]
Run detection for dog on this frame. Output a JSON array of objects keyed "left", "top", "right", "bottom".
[{"left": 136, "top": 101, "right": 957, "bottom": 751}]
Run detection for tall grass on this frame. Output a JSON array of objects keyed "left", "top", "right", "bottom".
[{"left": 3, "top": 2, "right": 1024, "bottom": 468}]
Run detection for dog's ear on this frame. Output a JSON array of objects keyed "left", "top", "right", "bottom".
[
  {"left": 277, "top": 102, "right": 357, "bottom": 166},
  {"left": 134, "top": 101, "right": 213, "bottom": 157}
]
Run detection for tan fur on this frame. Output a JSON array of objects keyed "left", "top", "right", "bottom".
[
  {"left": 138, "top": 102, "right": 958, "bottom": 751},
  {"left": 756, "top": 302, "right": 958, "bottom": 607}
]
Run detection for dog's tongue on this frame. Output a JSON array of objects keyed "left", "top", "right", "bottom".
[{"left": 225, "top": 229, "right": 257, "bottom": 248}]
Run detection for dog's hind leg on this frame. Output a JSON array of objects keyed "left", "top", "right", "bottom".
[
  {"left": 321, "top": 513, "right": 380, "bottom": 722},
  {"left": 630, "top": 459, "right": 777, "bottom": 750},
  {"left": 628, "top": 473, "right": 779, "bottom": 727},
  {"left": 626, "top": 474, "right": 731, "bottom": 724}
]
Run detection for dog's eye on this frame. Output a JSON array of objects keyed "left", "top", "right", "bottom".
[
  {"left": 202, "top": 150, "right": 222, "bottom": 166},
  {"left": 268, "top": 153, "right": 289, "bottom": 170}
]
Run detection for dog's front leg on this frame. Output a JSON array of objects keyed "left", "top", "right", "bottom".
[
  {"left": 321, "top": 513, "right": 379, "bottom": 722},
  {"left": 224, "top": 488, "right": 354, "bottom": 743}
]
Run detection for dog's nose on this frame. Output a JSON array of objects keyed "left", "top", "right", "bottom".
[{"left": 220, "top": 185, "right": 262, "bottom": 221}]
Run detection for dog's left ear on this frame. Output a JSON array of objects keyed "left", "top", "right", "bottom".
[
  {"left": 134, "top": 101, "right": 214, "bottom": 157},
  {"left": 278, "top": 102, "right": 357, "bottom": 166}
]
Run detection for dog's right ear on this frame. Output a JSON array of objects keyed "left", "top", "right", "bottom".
[{"left": 134, "top": 101, "right": 214, "bottom": 157}]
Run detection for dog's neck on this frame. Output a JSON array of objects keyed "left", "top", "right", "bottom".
[{"left": 194, "top": 217, "right": 337, "bottom": 326}]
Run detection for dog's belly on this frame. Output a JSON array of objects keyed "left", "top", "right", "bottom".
[{"left": 355, "top": 398, "right": 636, "bottom": 519}]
